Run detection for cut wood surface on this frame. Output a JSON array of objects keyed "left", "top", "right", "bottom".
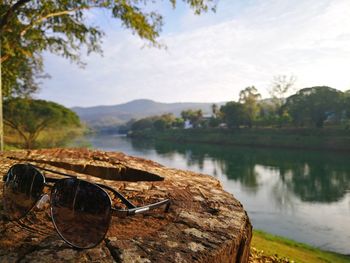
[{"left": 0, "top": 148, "right": 252, "bottom": 263}]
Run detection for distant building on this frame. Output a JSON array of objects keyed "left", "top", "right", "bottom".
[
  {"left": 202, "top": 114, "right": 212, "bottom": 120},
  {"left": 184, "top": 120, "right": 193, "bottom": 129}
]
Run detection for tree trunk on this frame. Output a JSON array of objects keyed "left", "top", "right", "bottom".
[
  {"left": 0, "top": 148, "right": 252, "bottom": 262},
  {"left": 0, "top": 58, "right": 3, "bottom": 151}
]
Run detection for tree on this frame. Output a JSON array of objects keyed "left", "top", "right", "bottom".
[
  {"left": 220, "top": 101, "right": 244, "bottom": 128},
  {"left": 130, "top": 113, "right": 179, "bottom": 131},
  {"left": 173, "top": 117, "right": 185, "bottom": 129},
  {"left": 239, "top": 86, "right": 261, "bottom": 128},
  {"left": 1, "top": 0, "right": 215, "bottom": 97},
  {"left": 268, "top": 75, "right": 296, "bottom": 128},
  {"left": 341, "top": 90, "right": 350, "bottom": 129},
  {"left": 0, "top": 0, "right": 216, "bottom": 150},
  {"left": 209, "top": 103, "right": 221, "bottom": 127},
  {"left": 211, "top": 103, "right": 219, "bottom": 117},
  {"left": 256, "top": 100, "right": 279, "bottom": 127},
  {"left": 181, "top": 109, "right": 203, "bottom": 128},
  {"left": 4, "top": 98, "right": 81, "bottom": 148},
  {"left": 269, "top": 75, "right": 296, "bottom": 112},
  {"left": 284, "top": 86, "right": 343, "bottom": 128},
  {"left": 131, "top": 117, "right": 154, "bottom": 131},
  {"left": 153, "top": 119, "right": 167, "bottom": 131},
  {"left": 154, "top": 113, "right": 176, "bottom": 131}
]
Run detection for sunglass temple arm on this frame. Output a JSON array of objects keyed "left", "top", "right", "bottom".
[
  {"left": 96, "top": 183, "right": 136, "bottom": 209},
  {"left": 111, "top": 199, "right": 171, "bottom": 217},
  {"left": 96, "top": 184, "right": 171, "bottom": 217}
]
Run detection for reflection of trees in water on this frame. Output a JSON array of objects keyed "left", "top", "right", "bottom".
[
  {"left": 130, "top": 138, "right": 350, "bottom": 203},
  {"left": 271, "top": 176, "right": 296, "bottom": 211},
  {"left": 157, "top": 141, "right": 260, "bottom": 189},
  {"left": 129, "top": 138, "right": 157, "bottom": 155},
  {"left": 281, "top": 164, "right": 349, "bottom": 202},
  {"left": 133, "top": 139, "right": 208, "bottom": 170}
]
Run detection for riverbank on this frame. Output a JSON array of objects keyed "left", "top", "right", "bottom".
[
  {"left": 129, "top": 128, "right": 350, "bottom": 152},
  {"left": 251, "top": 230, "right": 349, "bottom": 263}
]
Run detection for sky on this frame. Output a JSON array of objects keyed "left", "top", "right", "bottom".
[{"left": 38, "top": 0, "right": 350, "bottom": 107}]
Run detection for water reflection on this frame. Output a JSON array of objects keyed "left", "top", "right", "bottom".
[
  {"left": 131, "top": 139, "right": 350, "bottom": 203},
  {"left": 86, "top": 134, "right": 350, "bottom": 253}
]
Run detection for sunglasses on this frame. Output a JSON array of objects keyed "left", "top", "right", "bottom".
[{"left": 2, "top": 163, "right": 170, "bottom": 249}]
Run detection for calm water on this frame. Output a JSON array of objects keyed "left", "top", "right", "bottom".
[{"left": 83, "top": 134, "right": 350, "bottom": 254}]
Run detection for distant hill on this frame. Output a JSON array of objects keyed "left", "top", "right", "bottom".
[{"left": 72, "top": 99, "right": 225, "bottom": 129}]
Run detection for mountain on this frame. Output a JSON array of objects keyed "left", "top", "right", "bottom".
[{"left": 72, "top": 99, "right": 224, "bottom": 129}]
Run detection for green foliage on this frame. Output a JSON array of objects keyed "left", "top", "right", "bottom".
[
  {"left": 154, "top": 119, "right": 167, "bottom": 131},
  {"left": 3, "top": 98, "right": 81, "bottom": 148},
  {"left": 219, "top": 86, "right": 261, "bottom": 128},
  {"left": 220, "top": 101, "right": 244, "bottom": 128},
  {"left": 342, "top": 90, "right": 350, "bottom": 120},
  {"left": 130, "top": 127, "right": 350, "bottom": 152},
  {"left": 208, "top": 116, "right": 221, "bottom": 127},
  {"left": 256, "top": 101, "right": 277, "bottom": 126},
  {"left": 1, "top": 0, "right": 216, "bottom": 98},
  {"left": 239, "top": 86, "right": 261, "bottom": 128},
  {"left": 131, "top": 113, "right": 182, "bottom": 132},
  {"left": 131, "top": 117, "right": 155, "bottom": 131},
  {"left": 209, "top": 103, "right": 222, "bottom": 127},
  {"left": 284, "top": 86, "right": 343, "bottom": 128},
  {"left": 181, "top": 109, "right": 203, "bottom": 128},
  {"left": 131, "top": 86, "right": 350, "bottom": 131},
  {"left": 173, "top": 117, "right": 185, "bottom": 128}
]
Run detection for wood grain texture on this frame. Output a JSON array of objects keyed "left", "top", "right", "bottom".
[{"left": 0, "top": 148, "right": 252, "bottom": 263}]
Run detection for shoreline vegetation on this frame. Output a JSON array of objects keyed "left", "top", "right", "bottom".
[
  {"left": 252, "top": 230, "right": 349, "bottom": 263},
  {"left": 128, "top": 128, "right": 350, "bottom": 152},
  {"left": 123, "top": 86, "right": 350, "bottom": 154}
]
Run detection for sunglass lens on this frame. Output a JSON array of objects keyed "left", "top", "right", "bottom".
[
  {"left": 3, "top": 164, "right": 44, "bottom": 220},
  {"left": 51, "top": 179, "right": 111, "bottom": 249}
]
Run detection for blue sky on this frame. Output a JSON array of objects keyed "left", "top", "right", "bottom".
[{"left": 38, "top": 0, "right": 350, "bottom": 107}]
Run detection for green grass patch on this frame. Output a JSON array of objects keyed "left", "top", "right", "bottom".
[
  {"left": 4, "top": 126, "right": 86, "bottom": 149},
  {"left": 130, "top": 128, "right": 350, "bottom": 152},
  {"left": 3, "top": 144, "right": 20, "bottom": 151},
  {"left": 252, "top": 230, "right": 350, "bottom": 263}
]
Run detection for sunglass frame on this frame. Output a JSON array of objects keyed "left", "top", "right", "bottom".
[{"left": 2, "top": 163, "right": 171, "bottom": 249}]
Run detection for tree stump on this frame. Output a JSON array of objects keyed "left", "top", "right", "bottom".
[{"left": 0, "top": 148, "right": 252, "bottom": 263}]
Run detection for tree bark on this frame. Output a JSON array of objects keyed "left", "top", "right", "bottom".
[
  {"left": 0, "top": 148, "right": 252, "bottom": 262},
  {"left": 0, "top": 60, "right": 2, "bottom": 151}
]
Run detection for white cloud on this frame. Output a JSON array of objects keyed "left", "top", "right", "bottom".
[{"left": 39, "top": 0, "right": 350, "bottom": 107}]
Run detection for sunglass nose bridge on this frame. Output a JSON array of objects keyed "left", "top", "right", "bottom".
[{"left": 36, "top": 194, "right": 51, "bottom": 210}]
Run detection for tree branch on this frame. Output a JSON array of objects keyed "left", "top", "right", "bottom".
[
  {"left": 3, "top": 119, "right": 17, "bottom": 130},
  {"left": 3, "top": 119, "right": 29, "bottom": 143},
  {"left": 20, "top": 5, "right": 103, "bottom": 37},
  {"left": 32, "top": 119, "right": 51, "bottom": 136},
  {"left": 0, "top": 0, "right": 31, "bottom": 31},
  {"left": 0, "top": 54, "right": 10, "bottom": 64}
]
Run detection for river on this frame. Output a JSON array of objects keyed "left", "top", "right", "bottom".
[{"left": 81, "top": 133, "right": 350, "bottom": 254}]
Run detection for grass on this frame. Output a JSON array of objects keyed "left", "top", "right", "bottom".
[
  {"left": 252, "top": 230, "right": 350, "bottom": 263},
  {"left": 3, "top": 144, "right": 20, "bottom": 150},
  {"left": 3, "top": 126, "right": 86, "bottom": 150},
  {"left": 130, "top": 128, "right": 350, "bottom": 152}
]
